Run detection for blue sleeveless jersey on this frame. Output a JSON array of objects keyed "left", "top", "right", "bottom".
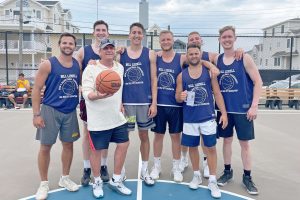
[
  {"left": 157, "top": 53, "right": 182, "bottom": 107},
  {"left": 82, "top": 45, "right": 100, "bottom": 71},
  {"left": 43, "top": 57, "right": 80, "bottom": 113},
  {"left": 216, "top": 54, "right": 254, "bottom": 113},
  {"left": 182, "top": 67, "right": 216, "bottom": 123},
  {"left": 120, "top": 47, "right": 152, "bottom": 104},
  {"left": 182, "top": 51, "right": 210, "bottom": 69}
]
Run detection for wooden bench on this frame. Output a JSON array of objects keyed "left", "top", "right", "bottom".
[
  {"left": 260, "top": 88, "right": 300, "bottom": 110},
  {"left": 0, "top": 85, "right": 44, "bottom": 108}
]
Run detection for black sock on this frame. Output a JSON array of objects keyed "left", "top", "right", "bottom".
[
  {"left": 244, "top": 170, "right": 251, "bottom": 177},
  {"left": 225, "top": 164, "right": 231, "bottom": 171},
  {"left": 204, "top": 157, "right": 207, "bottom": 161}
]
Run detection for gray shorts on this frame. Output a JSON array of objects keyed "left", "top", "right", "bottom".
[
  {"left": 124, "top": 105, "right": 155, "bottom": 131},
  {"left": 36, "top": 104, "right": 80, "bottom": 145}
]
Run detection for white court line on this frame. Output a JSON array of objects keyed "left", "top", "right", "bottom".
[
  {"left": 20, "top": 179, "right": 254, "bottom": 200},
  {"left": 136, "top": 152, "right": 143, "bottom": 200}
]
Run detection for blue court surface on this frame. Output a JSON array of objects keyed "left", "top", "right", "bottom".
[{"left": 21, "top": 180, "right": 254, "bottom": 200}]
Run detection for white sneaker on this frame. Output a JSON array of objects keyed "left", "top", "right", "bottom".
[
  {"left": 172, "top": 169, "right": 183, "bottom": 182},
  {"left": 93, "top": 180, "right": 104, "bottom": 198},
  {"left": 189, "top": 174, "right": 202, "bottom": 189},
  {"left": 109, "top": 178, "right": 132, "bottom": 195},
  {"left": 150, "top": 165, "right": 161, "bottom": 180},
  {"left": 203, "top": 159, "right": 210, "bottom": 178},
  {"left": 179, "top": 156, "right": 188, "bottom": 172},
  {"left": 58, "top": 176, "right": 79, "bottom": 192},
  {"left": 121, "top": 173, "right": 127, "bottom": 182},
  {"left": 208, "top": 180, "right": 221, "bottom": 198},
  {"left": 140, "top": 169, "right": 155, "bottom": 186},
  {"left": 35, "top": 181, "right": 49, "bottom": 200}
]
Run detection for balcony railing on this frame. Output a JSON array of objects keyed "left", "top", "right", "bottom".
[
  {"left": 0, "top": 15, "right": 46, "bottom": 30},
  {"left": 0, "top": 40, "right": 47, "bottom": 52}
]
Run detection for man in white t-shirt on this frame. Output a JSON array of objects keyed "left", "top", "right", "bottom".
[{"left": 82, "top": 39, "right": 131, "bottom": 198}]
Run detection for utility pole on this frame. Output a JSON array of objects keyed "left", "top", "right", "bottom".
[
  {"left": 19, "top": 0, "right": 23, "bottom": 71},
  {"left": 97, "top": 0, "right": 99, "bottom": 20}
]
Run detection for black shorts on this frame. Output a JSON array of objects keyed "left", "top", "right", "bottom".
[
  {"left": 151, "top": 106, "right": 183, "bottom": 134},
  {"left": 14, "top": 91, "right": 27, "bottom": 97},
  {"left": 89, "top": 123, "right": 129, "bottom": 150},
  {"left": 216, "top": 111, "right": 254, "bottom": 141},
  {"left": 79, "top": 99, "right": 87, "bottom": 122}
]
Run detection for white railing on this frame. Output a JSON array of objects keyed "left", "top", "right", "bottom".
[
  {"left": 0, "top": 15, "right": 46, "bottom": 30},
  {"left": 0, "top": 40, "right": 47, "bottom": 52}
]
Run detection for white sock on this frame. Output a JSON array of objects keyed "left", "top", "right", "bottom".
[
  {"left": 101, "top": 157, "right": 107, "bottom": 166},
  {"left": 194, "top": 170, "right": 201, "bottom": 176},
  {"left": 209, "top": 175, "right": 216, "bottom": 182},
  {"left": 181, "top": 151, "right": 188, "bottom": 158},
  {"left": 154, "top": 157, "right": 161, "bottom": 167},
  {"left": 61, "top": 175, "right": 69, "bottom": 179},
  {"left": 83, "top": 160, "right": 91, "bottom": 168},
  {"left": 173, "top": 159, "right": 180, "bottom": 170},
  {"left": 94, "top": 176, "right": 102, "bottom": 183},
  {"left": 113, "top": 174, "right": 121, "bottom": 182},
  {"left": 141, "top": 161, "right": 148, "bottom": 172},
  {"left": 121, "top": 166, "right": 126, "bottom": 175}
]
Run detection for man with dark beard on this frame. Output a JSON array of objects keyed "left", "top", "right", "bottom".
[
  {"left": 32, "top": 33, "right": 81, "bottom": 200},
  {"left": 176, "top": 44, "right": 228, "bottom": 199}
]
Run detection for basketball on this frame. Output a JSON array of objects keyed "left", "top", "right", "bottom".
[{"left": 96, "top": 70, "right": 121, "bottom": 94}]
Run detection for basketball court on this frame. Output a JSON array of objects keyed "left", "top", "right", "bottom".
[{"left": 0, "top": 108, "right": 299, "bottom": 200}]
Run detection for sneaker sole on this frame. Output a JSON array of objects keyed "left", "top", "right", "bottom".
[
  {"left": 243, "top": 183, "right": 259, "bottom": 195},
  {"left": 108, "top": 184, "right": 132, "bottom": 196},
  {"left": 58, "top": 182, "right": 79, "bottom": 192},
  {"left": 93, "top": 193, "right": 104, "bottom": 199},
  {"left": 217, "top": 177, "right": 234, "bottom": 187},
  {"left": 140, "top": 177, "right": 155, "bottom": 186}
]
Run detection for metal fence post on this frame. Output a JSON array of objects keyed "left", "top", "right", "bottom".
[
  {"left": 288, "top": 36, "right": 294, "bottom": 88},
  {"left": 5, "top": 31, "right": 9, "bottom": 85}
]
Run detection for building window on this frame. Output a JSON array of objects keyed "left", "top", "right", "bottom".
[
  {"left": 66, "top": 22, "right": 70, "bottom": 30},
  {"left": 272, "top": 28, "right": 275, "bottom": 36},
  {"left": 154, "top": 30, "right": 157, "bottom": 36},
  {"left": 274, "top": 58, "right": 281, "bottom": 66},
  {"left": 264, "top": 31, "right": 267, "bottom": 37},
  {"left": 23, "top": 33, "right": 31, "bottom": 41},
  {"left": 287, "top": 38, "right": 294, "bottom": 48},
  {"left": 281, "top": 25, "right": 284, "bottom": 34},
  {"left": 260, "top": 58, "right": 262, "bottom": 65},
  {"left": 36, "top": 10, "right": 41, "bottom": 19},
  {"left": 265, "top": 59, "right": 268, "bottom": 66},
  {"left": 5, "top": 10, "right": 10, "bottom": 16}
]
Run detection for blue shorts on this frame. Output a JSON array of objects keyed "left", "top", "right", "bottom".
[
  {"left": 181, "top": 120, "right": 217, "bottom": 147},
  {"left": 89, "top": 123, "right": 129, "bottom": 150},
  {"left": 216, "top": 112, "right": 255, "bottom": 141},
  {"left": 151, "top": 106, "right": 183, "bottom": 134}
]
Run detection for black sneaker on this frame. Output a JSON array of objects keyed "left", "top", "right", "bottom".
[
  {"left": 81, "top": 168, "right": 91, "bottom": 187},
  {"left": 101, "top": 165, "right": 110, "bottom": 182},
  {"left": 217, "top": 169, "right": 233, "bottom": 186},
  {"left": 243, "top": 175, "right": 258, "bottom": 195}
]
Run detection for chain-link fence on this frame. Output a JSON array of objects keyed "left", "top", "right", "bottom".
[{"left": 1, "top": 32, "right": 299, "bottom": 87}]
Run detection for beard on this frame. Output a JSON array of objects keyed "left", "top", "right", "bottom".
[
  {"left": 188, "top": 59, "right": 201, "bottom": 66},
  {"left": 60, "top": 48, "right": 74, "bottom": 56}
]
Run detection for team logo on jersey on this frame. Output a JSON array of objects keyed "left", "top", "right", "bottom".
[
  {"left": 158, "top": 72, "right": 175, "bottom": 89},
  {"left": 124, "top": 64, "right": 144, "bottom": 84},
  {"left": 192, "top": 86, "right": 208, "bottom": 105},
  {"left": 219, "top": 74, "right": 238, "bottom": 91}
]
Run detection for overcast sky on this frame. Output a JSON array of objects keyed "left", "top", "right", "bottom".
[{"left": 57, "top": 0, "right": 300, "bottom": 35}]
